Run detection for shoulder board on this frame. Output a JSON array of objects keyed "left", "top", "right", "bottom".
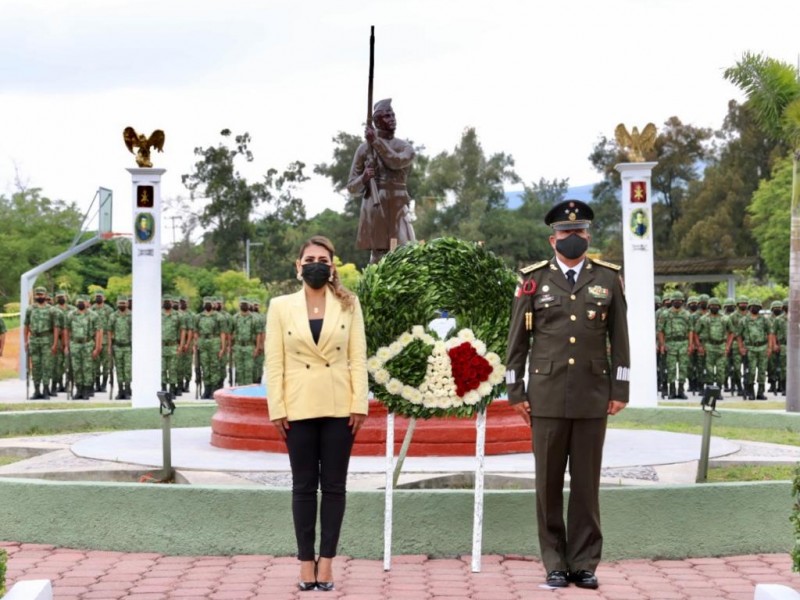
[
  {"left": 592, "top": 258, "right": 622, "bottom": 271},
  {"left": 520, "top": 260, "right": 549, "bottom": 274}
]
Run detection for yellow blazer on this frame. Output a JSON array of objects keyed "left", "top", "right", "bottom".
[{"left": 266, "top": 288, "right": 368, "bottom": 421}]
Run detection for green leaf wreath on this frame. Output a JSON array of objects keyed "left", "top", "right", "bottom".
[{"left": 356, "top": 237, "right": 518, "bottom": 419}]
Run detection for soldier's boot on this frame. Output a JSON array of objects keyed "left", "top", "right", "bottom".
[
  {"left": 182, "top": 379, "right": 190, "bottom": 393},
  {"left": 72, "top": 386, "right": 84, "bottom": 400},
  {"left": 668, "top": 383, "right": 677, "bottom": 399},
  {"left": 781, "top": 379, "right": 786, "bottom": 396},
  {"left": 98, "top": 375, "right": 108, "bottom": 393},
  {"left": 32, "top": 383, "right": 44, "bottom": 400},
  {"left": 746, "top": 384, "right": 755, "bottom": 401},
  {"left": 115, "top": 385, "right": 125, "bottom": 400},
  {"left": 161, "top": 383, "right": 167, "bottom": 392},
  {"left": 94, "top": 377, "right": 101, "bottom": 392},
  {"left": 43, "top": 383, "right": 51, "bottom": 398},
  {"left": 58, "top": 378, "right": 67, "bottom": 393},
  {"left": 202, "top": 385, "right": 211, "bottom": 400},
  {"left": 755, "top": 384, "right": 767, "bottom": 400},
  {"left": 49, "top": 381, "right": 58, "bottom": 396},
  {"left": 677, "top": 383, "right": 688, "bottom": 400}
]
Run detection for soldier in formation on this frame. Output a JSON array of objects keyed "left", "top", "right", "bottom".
[
  {"left": 107, "top": 294, "right": 132, "bottom": 399},
  {"left": 64, "top": 295, "right": 102, "bottom": 399},
  {"left": 24, "top": 286, "right": 60, "bottom": 399}
]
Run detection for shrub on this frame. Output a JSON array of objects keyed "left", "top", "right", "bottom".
[
  {"left": 0, "top": 547, "right": 7, "bottom": 596},
  {"left": 793, "top": 464, "right": 800, "bottom": 572}
]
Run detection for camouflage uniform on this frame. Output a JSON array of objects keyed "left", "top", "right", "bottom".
[
  {"left": 768, "top": 300, "right": 787, "bottom": 396},
  {"left": 232, "top": 298, "right": 257, "bottom": 386},
  {"left": 657, "top": 291, "right": 690, "bottom": 399},
  {"left": 195, "top": 297, "right": 223, "bottom": 399},
  {"left": 107, "top": 296, "right": 133, "bottom": 399},
  {"left": 251, "top": 300, "right": 266, "bottom": 384},
  {"left": 161, "top": 295, "right": 184, "bottom": 395},
  {"left": 177, "top": 298, "right": 195, "bottom": 393},
  {"left": 24, "top": 286, "right": 59, "bottom": 399},
  {"left": 90, "top": 292, "right": 114, "bottom": 392},
  {"left": 215, "top": 298, "right": 233, "bottom": 388},
  {"left": 65, "top": 296, "right": 101, "bottom": 399},
  {"left": 686, "top": 296, "right": 701, "bottom": 392},
  {"left": 737, "top": 299, "right": 772, "bottom": 400},
  {"left": 52, "top": 291, "right": 73, "bottom": 393},
  {"left": 694, "top": 298, "right": 733, "bottom": 388},
  {"left": 727, "top": 296, "right": 750, "bottom": 396}
]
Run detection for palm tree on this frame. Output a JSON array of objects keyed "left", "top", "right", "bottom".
[{"left": 724, "top": 52, "right": 800, "bottom": 412}]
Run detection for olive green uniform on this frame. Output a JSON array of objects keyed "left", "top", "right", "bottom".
[
  {"left": 90, "top": 300, "right": 114, "bottom": 391},
  {"left": 505, "top": 257, "right": 630, "bottom": 575},
  {"left": 161, "top": 304, "right": 184, "bottom": 394},
  {"left": 195, "top": 304, "right": 223, "bottom": 399},
  {"left": 65, "top": 305, "right": 100, "bottom": 399},
  {"left": 658, "top": 306, "right": 691, "bottom": 398},
  {"left": 25, "top": 298, "right": 59, "bottom": 398},
  {"left": 737, "top": 310, "right": 772, "bottom": 399},
  {"left": 107, "top": 305, "right": 132, "bottom": 398},
  {"left": 232, "top": 306, "right": 257, "bottom": 386},
  {"left": 695, "top": 310, "right": 733, "bottom": 388}
]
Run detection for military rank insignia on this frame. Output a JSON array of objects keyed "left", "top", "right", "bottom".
[{"left": 525, "top": 311, "right": 533, "bottom": 331}]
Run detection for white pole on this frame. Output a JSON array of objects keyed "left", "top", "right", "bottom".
[
  {"left": 471, "top": 409, "right": 487, "bottom": 572},
  {"left": 129, "top": 168, "right": 165, "bottom": 408},
  {"left": 615, "top": 161, "right": 658, "bottom": 407},
  {"left": 383, "top": 411, "right": 395, "bottom": 571}
]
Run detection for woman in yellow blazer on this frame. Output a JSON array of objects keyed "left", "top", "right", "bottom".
[{"left": 266, "top": 235, "right": 368, "bottom": 592}]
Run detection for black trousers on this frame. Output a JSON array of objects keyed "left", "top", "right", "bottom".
[
  {"left": 285, "top": 416, "right": 354, "bottom": 561},
  {"left": 531, "top": 416, "right": 607, "bottom": 573}
]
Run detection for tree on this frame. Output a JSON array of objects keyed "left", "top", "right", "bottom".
[
  {"left": 589, "top": 117, "right": 712, "bottom": 256},
  {"left": 749, "top": 157, "right": 793, "bottom": 282},
  {"left": 182, "top": 129, "right": 309, "bottom": 272},
  {"left": 725, "top": 51, "right": 800, "bottom": 412}
]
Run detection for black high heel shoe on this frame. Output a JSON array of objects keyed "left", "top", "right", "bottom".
[
  {"left": 297, "top": 561, "right": 317, "bottom": 592},
  {"left": 316, "top": 559, "right": 335, "bottom": 592}
]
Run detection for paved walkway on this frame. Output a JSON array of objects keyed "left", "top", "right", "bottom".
[{"left": 2, "top": 542, "right": 798, "bottom": 599}]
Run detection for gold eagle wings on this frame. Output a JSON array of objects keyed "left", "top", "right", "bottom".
[
  {"left": 123, "top": 127, "right": 165, "bottom": 168},
  {"left": 614, "top": 123, "right": 657, "bottom": 162}
]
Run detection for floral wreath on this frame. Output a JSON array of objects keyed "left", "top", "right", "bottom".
[{"left": 356, "top": 238, "right": 518, "bottom": 419}]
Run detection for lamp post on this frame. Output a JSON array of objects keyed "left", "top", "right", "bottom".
[{"left": 245, "top": 239, "right": 263, "bottom": 279}]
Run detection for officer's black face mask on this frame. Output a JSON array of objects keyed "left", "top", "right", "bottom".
[
  {"left": 554, "top": 233, "right": 589, "bottom": 260},
  {"left": 709, "top": 306, "right": 720, "bottom": 315},
  {"left": 672, "top": 301, "right": 684, "bottom": 309},
  {"left": 725, "top": 306, "right": 735, "bottom": 314},
  {"left": 773, "top": 309, "right": 782, "bottom": 317},
  {"left": 301, "top": 262, "right": 331, "bottom": 289},
  {"left": 749, "top": 306, "right": 760, "bottom": 315}
]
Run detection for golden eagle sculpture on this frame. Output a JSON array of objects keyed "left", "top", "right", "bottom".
[
  {"left": 123, "top": 127, "right": 165, "bottom": 168},
  {"left": 614, "top": 123, "right": 657, "bottom": 162}
]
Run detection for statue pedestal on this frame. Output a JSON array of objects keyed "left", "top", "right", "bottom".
[{"left": 210, "top": 390, "right": 531, "bottom": 456}]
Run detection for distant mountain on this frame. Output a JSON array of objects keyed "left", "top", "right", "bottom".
[{"left": 504, "top": 183, "right": 596, "bottom": 210}]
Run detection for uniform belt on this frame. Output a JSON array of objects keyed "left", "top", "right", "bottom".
[
  {"left": 71, "top": 338, "right": 88, "bottom": 343},
  {"left": 113, "top": 341, "right": 131, "bottom": 347},
  {"left": 199, "top": 334, "right": 218, "bottom": 339},
  {"left": 163, "top": 341, "right": 179, "bottom": 346},
  {"left": 29, "top": 331, "right": 52, "bottom": 337},
  {"left": 234, "top": 342, "right": 254, "bottom": 347}
]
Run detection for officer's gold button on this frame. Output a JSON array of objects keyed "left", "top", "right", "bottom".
[
  {"left": 570, "top": 294, "right": 576, "bottom": 300},
  {"left": 545, "top": 304, "right": 550, "bottom": 308},
  {"left": 568, "top": 358, "right": 575, "bottom": 365},
  {"left": 570, "top": 337, "right": 576, "bottom": 343},
  {"left": 570, "top": 315, "right": 577, "bottom": 321}
]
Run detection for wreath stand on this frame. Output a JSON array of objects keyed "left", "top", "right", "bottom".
[{"left": 383, "top": 409, "right": 488, "bottom": 573}]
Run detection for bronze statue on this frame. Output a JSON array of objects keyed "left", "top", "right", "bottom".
[
  {"left": 347, "top": 99, "right": 416, "bottom": 264},
  {"left": 614, "top": 123, "right": 657, "bottom": 162},
  {"left": 123, "top": 127, "right": 166, "bottom": 168}
]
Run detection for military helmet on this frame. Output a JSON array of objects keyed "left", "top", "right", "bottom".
[
  {"left": 34, "top": 286, "right": 47, "bottom": 294},
  {"left": 735, "top": 295, "right": 749, "bottom": 305},
  {"left": 783, "top": 298, "right": 789, "bottom": 306},
  {"left": 117, "top": 294, "right": 129, "bottom": 303},
  {"left": 708, "top": 297, "right": 721, "bottom": 306},
  {"left": 698, "top": 294, "right": 710, "bottom": 302},
  {"left": 671, "top": 291, "right": 685, "bottom": 301},
  {"left": 655, "top": 294, "right": 662, "bottom": 303},
  {"left": 687, "top": 295, "right": 699, "bottom": 304},
  {"left": 770, "top": 300, "right": 782, "bottom": 310},
  {"left": 723, "top": 297, "right": 735, "bottom": 307},
  {"left": 749, "top": 298, "right": 762, "bottom": 307}
]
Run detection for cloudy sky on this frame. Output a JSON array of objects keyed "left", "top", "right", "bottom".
[{"left": 1, "top": 0, "right": 797, "bottom": 237}]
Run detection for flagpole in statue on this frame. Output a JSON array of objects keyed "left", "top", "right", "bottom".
[
  {"left": 124, "top": 127, "right": 166, "bottom": 408},
  {"left": 615, "top": 123, "right": 658, "bottom": 407}
]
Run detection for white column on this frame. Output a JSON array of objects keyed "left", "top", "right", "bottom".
[
  {"left": 128, "top": 168, "right": 165, "bottom": 408},
  {"left": 615, "top": 162, "right": 658, "bottom": 407}
]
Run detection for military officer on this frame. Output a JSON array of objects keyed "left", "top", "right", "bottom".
[
  {"left": 64, "top": 295, "right": 102, "bottom": 399},
  {"left": 657, "top": 291, "right": 691, "bottom": 399},
  {"left": 769, "top": 300, "right": 789, "bottom": 396},
  {"left": 736, "top": 298, "right": 771, "bottom": 400},
  {"left": 505, "top": 199, "right": 629, "bottom": 590},
  {"left": 90, "top": 290, "right": 114, "bottom": 393},
  {"left": 231, "top": 297, "right": 257, "bottom": 385},
  {"left": 162, "top": 294, "right": 184, "bottom": 396},
  {"left": 107, "top": 295, "right": 133, "bottom": 399},
  {"left": 694, "top": 298, "right": 733, "bottom": 389},
  {"left": 24, "top": 286, "right": 60, "bottom": 399}
]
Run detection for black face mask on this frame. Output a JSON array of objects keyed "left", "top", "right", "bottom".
[
  {"left": 554, "top": 234, "right": 589, "bottom": 260},
  {"left": 118, "top": 305, "right": 126, "bottom": 312},
  {"left": 738, "top": 305, "right": 747, "bottom": 312},
  {"left": 710, "top": 306, "right": 720, "bottom": 315},
  {"left": 725, "top": 306, "right": 735, "bottom": 314},
  {"left": 204, "top": 303, "right": 212, "bottom": 311},
  {"left": 773, "top": 309, "right": 782, "bottom": 317},
  {"left": 688, "top": 304, "right": 698, "bottom": 312},
  {"left": 672, "top": 302, "right": 684, "bottom": 309},
  {"left": 163, "top": 302, "right": 172, "bottom": 310},
  {"left": 77, "top": 302, "right": 86, "bottom": 310},
  {"left": 240, "top": 304, "right": 249, "bottom": 312},
  {"left": 128, "top": 301, "right": 132, "bottom": 310},
  {"left": 96, "top": 298, "right": 103, "bottom": 305},
  {"left": 749, "top": 306, "right": 760, "bottom": 315},
  {"left": 302, "top": 262, "right": 331, "bottom": 289},
  {"left": 57, "top": 298, "right": 65, "bottom": 305},
  {"left": 35, "top": 297, "right": 45, "bottom": 304},
  {"left": 699, "top": 302, "right": 708, "bottom": 310}
]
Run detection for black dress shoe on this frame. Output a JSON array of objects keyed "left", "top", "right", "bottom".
[
  {"left": 569, "top": 570, "right": 599, "bottom": 589},
  {"left": 316, "top": 581, "right": 335, "bottom": 592},
  {"left": 545, "top": 570, "right": 569, "bottom": 587}
]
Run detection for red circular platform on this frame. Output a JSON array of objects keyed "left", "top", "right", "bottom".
[{"left": 211, "top": 391, "right": 531, "bottom": 456}]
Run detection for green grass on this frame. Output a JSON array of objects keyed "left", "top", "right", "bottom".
[
  {"left": 609, "top": 421, "right": 800, "bottom": 447},
  {"left": 706, "top": 464, "right": 796, "bottom": 482},
  {"left": 0, "top": 456, "right": 24, "bottom": 466},
  {"left": 0, "top": 402, "right": 127, "bottom": 411},
  {"left": 660, "top": 400, "right": 786, "bottom": 410}
]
